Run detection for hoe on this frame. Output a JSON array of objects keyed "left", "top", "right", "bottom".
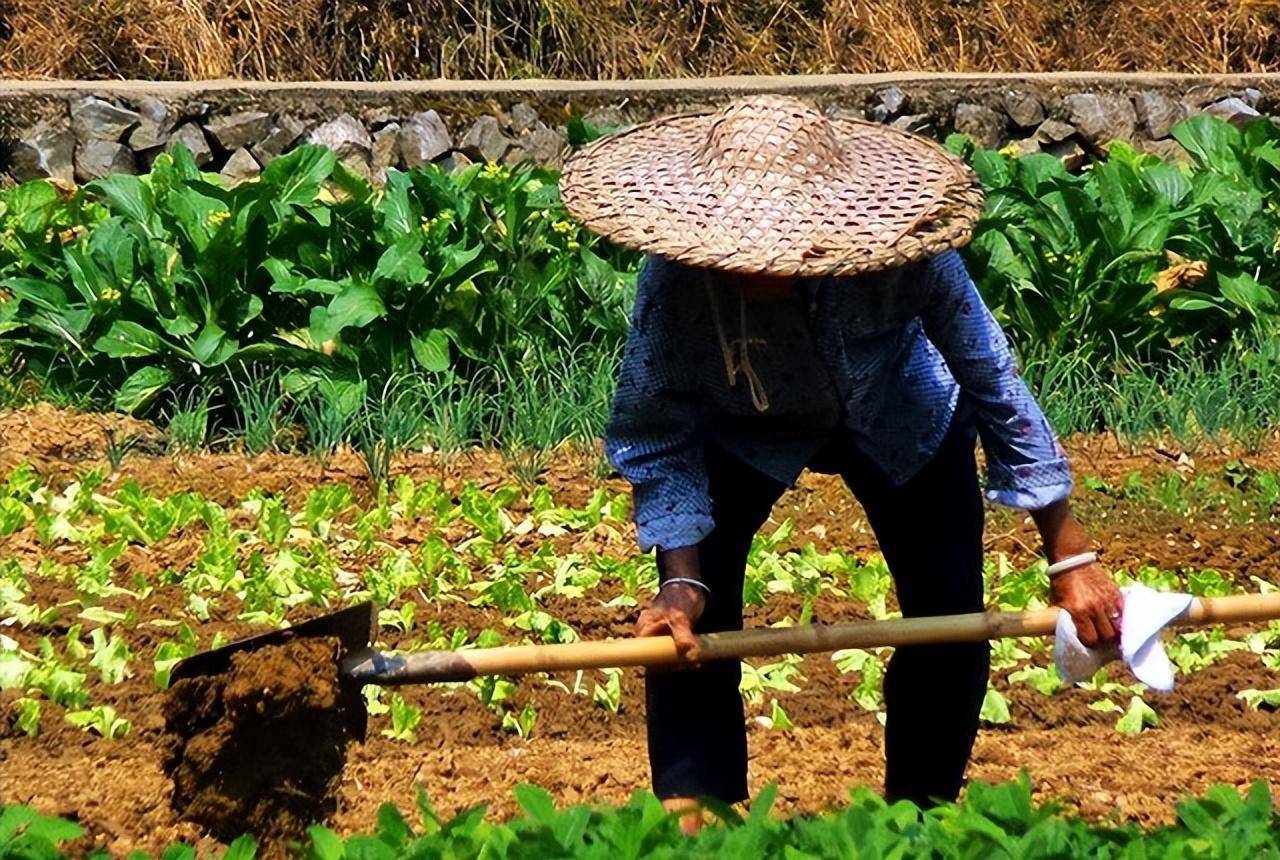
[{"left": 171, "top": 591, "right": 1280, "bottom": 739}]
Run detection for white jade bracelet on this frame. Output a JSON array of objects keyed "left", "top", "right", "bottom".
[
  {"left": 660, "top": 577, "right": 711, "bottom": 597},
  {"left": 1046, "top": 551, "right": 1098, "bottom": 578}
]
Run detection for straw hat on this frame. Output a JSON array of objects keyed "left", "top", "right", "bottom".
[{"left": 559, "top": 94, "right": 984, "bottom": 277}]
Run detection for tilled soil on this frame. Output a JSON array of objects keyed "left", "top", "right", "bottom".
[
  {"left": 2, "top": 407, "right": 1280, "bottom": 855},
  {"left": 162, "top": 637, "right": 358, "bottom": 855}
]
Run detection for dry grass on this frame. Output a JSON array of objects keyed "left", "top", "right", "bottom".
[{"left": 1, "top": 0, "right": 1278, "bottom": 80}]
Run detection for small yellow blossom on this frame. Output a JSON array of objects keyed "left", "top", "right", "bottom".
[
  {"left": 997, "top": 142, "right": 1021, "bottom": 158},
  {"left": 481, "top": 162, "right": 509, "bottom": 181},
  {"left": 567, "top": 240, "right": 581, "bottom": 251},
  {"left": 551, "top": 219, "right": 574, "bottom": 235},
  {"left": 207, "top": 210, "right": 231, "bottom": 227},
  {"left": 99, "top": 287, "right": 122, "bottom": 303}
]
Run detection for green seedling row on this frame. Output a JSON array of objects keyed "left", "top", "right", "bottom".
[{"left": 3, "top": 462, "right": 1277, "bottom": 742}]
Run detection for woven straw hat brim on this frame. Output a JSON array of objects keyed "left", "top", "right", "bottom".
[{"left": 560, "top": 107, "right": 985, "bottom": 277}]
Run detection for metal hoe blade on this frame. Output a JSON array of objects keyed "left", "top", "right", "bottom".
[{"left": 169, "top": 602, "right": 376, "bottom": 739}]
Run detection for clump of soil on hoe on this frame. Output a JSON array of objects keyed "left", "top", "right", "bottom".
[{"left": 162, "top": 637, "right": 357, "bottom": 849}]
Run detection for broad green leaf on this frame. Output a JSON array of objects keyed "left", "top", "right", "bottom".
[
  {"left": 221, "top": 834, "right": 258, "bottom": 860},
  {"left": 1218, "top": 271, "right": 1278, "bottom": 316},
  {"left": 263, "top": 146, "right": 336, "bottom": 207},
  {"left": 115, "top": 366, "right": 174, "bottom": 414},
  {"left": 0, "top": 805, "right": 84, "bottom": 844},
  {"left": 310, "top": 284, "right": 387, "bottom": 342},
  {"left": 410, "top": 329, "right": 451, "bottom": 372},
  {"left": 979, "top": 688, "right": 1011, "bottom": 724},
  {"left": 340, "top": 835, "right": 395, "bottom": 860},
  {"left": 374, "top": 803, "right": 411, "bottom": 848},
  {"left": 376, "top": 171, "right": 417, "bottom": 236},
  {"left": 86, "top": 174, "right": 156, "bottom": 230},
  {"left": 306, "top": 826, "right": 345, "bottom": 860},
  {"left": 191, "top": 322, "right": 237, "bottom": 366},
  {"left": 514, "top": 784, "right": 557, "bottom": 824},
  {"left": 373, "top": 236, "right": 428, "bottom": 285},
  {"left": 94, "top": 321, "right": 163, "bottom": 358},
  {"left": 1173, "top": 115, "right": 1243, "bottom": 173}
]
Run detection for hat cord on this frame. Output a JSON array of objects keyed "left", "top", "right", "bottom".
[{"left": 704, "top": 271, "right": 770, "bottom": 413}]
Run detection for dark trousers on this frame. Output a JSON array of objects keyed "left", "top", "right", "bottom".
[{"left": 646, "top": 422, "right": 990, "bottom": 807}]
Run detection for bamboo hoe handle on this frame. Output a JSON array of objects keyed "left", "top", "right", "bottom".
[{"left": 343, "top": 592, "right": 1280, "bottom": 685}]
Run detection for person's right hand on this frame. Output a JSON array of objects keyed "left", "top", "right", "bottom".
[{"left": 635, "top": 583, "right": 706, "bottom": 661}]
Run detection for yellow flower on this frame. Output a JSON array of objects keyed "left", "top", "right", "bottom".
[
  {"left": 997, "top": 142, "right": 1021, "bottom": 158},
  {"left": 567, "top": 240, "right": 581, "bottom": 251},
  {"left": 99, "top": 287, "right": 122, "bottom": 303},
  {"left": 207, "top": 210, "right": 230, "bottom": 227},
  {"left": 551, "top": 219, "right": 574, "bottom": 235},
  {"left": 481, "top": 162, "right": 509, "bottom": 181}
]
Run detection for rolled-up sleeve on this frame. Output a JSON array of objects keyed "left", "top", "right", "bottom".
[
  {"left": 604, "top": 257, "right": 713, "bottom": 551},
  {"left": 920, "top": 250, "right": 1073, "bottom": 510}
]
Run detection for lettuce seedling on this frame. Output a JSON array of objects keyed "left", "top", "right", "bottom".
[
  {"left": 65, "top": 705, "right": 131, "bottom": 739},
  {"left": 1115, "top": 695, "right": 1159, "bottom": 734},
  {"left": 88, "top": 627, "right": 134, "bottom": 684},
  {"left": 592, "top": 668, "right": 623, "bottom": 715},
  {"left": 1237, "top": 688, "right": 1280, "bottom": 710},
  {"left": 12, "top": 697, "right": 41, "bottom": 737},
  {"left": 381, "top": 693, "right": 422, "bottom": 742},
  {"left": 501, "top": 702, "right": 537, "bottom": 738}
]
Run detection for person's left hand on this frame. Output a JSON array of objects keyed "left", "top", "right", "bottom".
[{"left": 1050, "top": 563, "right": 1124, "bottom": 648}]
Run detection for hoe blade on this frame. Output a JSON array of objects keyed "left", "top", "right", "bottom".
[{"left": 169, "top": 602, "right": 376, "bottom": 738}]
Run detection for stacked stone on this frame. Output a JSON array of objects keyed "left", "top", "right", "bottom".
[
  {"left": 4, "top": 98, "right": 569, "bottom": 187},
  {"left": 1, "top": 86, "right": 1271, "bottom": 186},
  {"left": 860, "top": 85, "right": 1267, "bottom": 167}
]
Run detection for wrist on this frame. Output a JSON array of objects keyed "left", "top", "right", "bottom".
[
  {"left": 1046, "top": 542, "right": 1093, "bottom": 565},
  {"left": 1031, "top": 499, "right": 1092, "bottom": 563},
  {"left": 1046, "top": 551, "right": 1098, "bottom": 579},
  {"left": 659, "top": 578, "right": 709, "bottom": 600}
]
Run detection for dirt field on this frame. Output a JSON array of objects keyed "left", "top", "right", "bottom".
[{"left": 1, "top": 406, "right": 1278, "bottom": 856}]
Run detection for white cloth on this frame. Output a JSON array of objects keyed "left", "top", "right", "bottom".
[{"left": 1054, "top": 584, "right": 1193, "bottom": 691}]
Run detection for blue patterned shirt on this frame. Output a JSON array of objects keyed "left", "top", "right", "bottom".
[{"left": 605, "top": 249, "right": 1073, "bottom": 552}]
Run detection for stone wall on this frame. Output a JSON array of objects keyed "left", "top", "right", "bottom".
[{"left": 2, "top": 74, "right": 1278, "bottom": 185}]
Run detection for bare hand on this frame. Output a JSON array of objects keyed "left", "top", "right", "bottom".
[
  {"left": 635, "top": 583, "right": 706, "bottom": 661},
  {"left": 1050, "top": 563, "right": 1124, "bottom": 648}
]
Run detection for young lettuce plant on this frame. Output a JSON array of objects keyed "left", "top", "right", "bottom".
[
  {"left": 65, "top": 704, "right": 131, "bottom": 739},
  {"left": 500, "top": 702, "right": 538, "bottom": 739},
  {"left": 381, "top": 693, "right": 422, "bottom": 742},
  {"left": 592, "top": 668, "right": 623, "bottom": 715},
  {"left": 87, "top": 627, "right": 134, "bottom": 684},
  {"left": 10, "top": 696, "right": 41, "bottom": 737}
]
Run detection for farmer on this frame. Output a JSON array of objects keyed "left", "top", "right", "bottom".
[{"left": 559, "top": 95, "right": 1122, "bottom": 828}]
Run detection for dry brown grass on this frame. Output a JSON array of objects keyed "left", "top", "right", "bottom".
[{"left": 1, "top": 0, "right": 1278, "bottom": 80}]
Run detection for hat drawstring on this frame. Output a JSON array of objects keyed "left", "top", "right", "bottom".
[{"left": 704, "top": 271, "right": 770, "bottom": 413}]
